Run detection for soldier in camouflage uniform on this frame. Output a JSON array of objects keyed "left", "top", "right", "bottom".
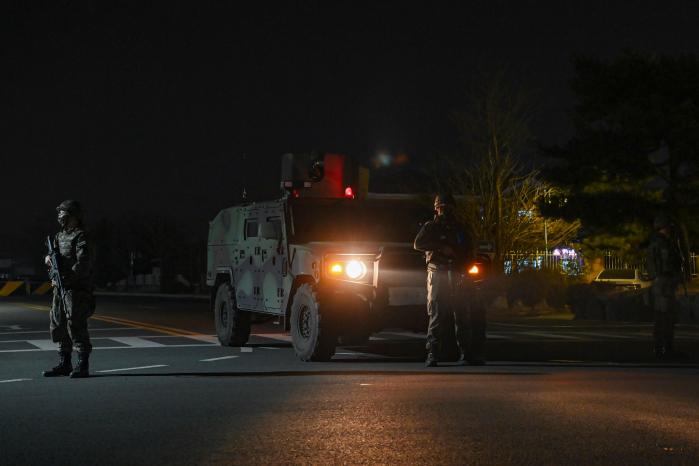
[
  {"left": 414, "top": 192, "right": 483, "bottom": 367},
  {"left": 43, "top": 200, "right": 96, "bottom": 378},
  {"left": 646, "top": 213, "right": 685, "bottom": 359}
]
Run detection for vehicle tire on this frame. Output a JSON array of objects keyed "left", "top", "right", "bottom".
[
  {"left": 290, "top": 284, "right": 336, "bottom": 361},
  {"left": 214, "top": 282, "right": 251, "bottom": 346}
]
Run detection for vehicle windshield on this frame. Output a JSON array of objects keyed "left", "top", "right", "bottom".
[
  {"left": 598, "top": 269, "right": 636, "bottom": 279},
  {"left": 289, "top": 198, "right": 431, "bottom": 243}
]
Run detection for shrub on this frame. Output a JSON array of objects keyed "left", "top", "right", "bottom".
[{"left": 505, "top": 269, "right": 568, "bottom": 309}]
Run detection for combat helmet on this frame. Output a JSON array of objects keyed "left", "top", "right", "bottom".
[{"left": 56, "top": 200, "right": 83, "bottom": 220}]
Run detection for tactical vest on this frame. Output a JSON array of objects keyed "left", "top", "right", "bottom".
[{"left": 55, "top": 228, "right": 91, "bottom": 289}]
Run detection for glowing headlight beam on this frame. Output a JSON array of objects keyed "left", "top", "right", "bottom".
[{"left": 345, "top": 260, "right": 367, "bottom": 280}]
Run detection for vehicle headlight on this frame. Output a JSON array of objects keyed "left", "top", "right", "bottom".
[
  {"left": 345, "top": 260, "right": 367, "bottom": 280},
  {"left": 325, "top": 255, "right": 374, "bottom": 284}
]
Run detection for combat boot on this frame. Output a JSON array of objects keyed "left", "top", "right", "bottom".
[
  {"left": 70, "top": 352, "right": 90, "bottom": 378},
  {"left": 456, "top": 350, "right": 469, "bottom": 366},
  {"left": 43, "top": 351, "right": 73, "bottom": 377},
  {"left": 425, "top": 352, "right": 438, "bottom": 367}
]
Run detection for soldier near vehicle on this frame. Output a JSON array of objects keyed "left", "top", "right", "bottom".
[
  {"left": 413, "top": 192, "right": 486, "bottom": 367},
  {"left": 43, "top": 200, "right": 96, "bottom": 378},
  {"left": 646, "top": 213, "right": 687, "bottom": 359}
]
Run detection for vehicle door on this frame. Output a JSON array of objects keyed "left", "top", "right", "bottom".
[
  {"left": 234, "top": 213, "right": 260, "bottom": 310},
  {"left": 259, "top": 207, "right": 286, "bottom": 313}
]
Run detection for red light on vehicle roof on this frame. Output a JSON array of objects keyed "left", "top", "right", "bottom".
[{"left": 344, "top": 186, "right": 355, "bottom": 198}]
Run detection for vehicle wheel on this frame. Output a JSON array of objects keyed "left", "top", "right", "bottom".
[
  {"left": 290, "top": 284, "right": 336, "bottom": 361},
  {"left": 214, "top": 282, "right": 251, "bottom": 346}
]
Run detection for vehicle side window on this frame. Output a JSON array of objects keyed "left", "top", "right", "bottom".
[
  {"left": 261, "top": 217, "right": 282, "bottom": 240},
  {"left": 245, "top": 219, "right": 258, "bottom": 239}
]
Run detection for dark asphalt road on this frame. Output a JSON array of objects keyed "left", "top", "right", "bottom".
[{"left": 2, "top": 297, "right": 699, "bottom": 465}]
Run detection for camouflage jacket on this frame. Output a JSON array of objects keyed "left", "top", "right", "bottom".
[
  {"left": 52, "top": 227, "right": 92, "bottom": 290},
  {"left": 413, "top": 214, "right": 473, "bottom": 270},
  {"left": 646, "top": 231, "right": 683, "bottom": 281}
]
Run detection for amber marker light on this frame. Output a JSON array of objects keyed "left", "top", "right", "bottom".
[
  {"left": 329, "top": 263, "right": 344, "bottom": 275},
  {"left": 468, "top": 264, "right": 480, "bottom": 275}
]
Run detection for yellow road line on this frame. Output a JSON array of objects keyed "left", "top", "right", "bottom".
[
  {"left": 16, "top": 303, "right": 198, "bottom": 337},
  {"left": 94, "top": 315, "right": 197, "bottom": 337}
]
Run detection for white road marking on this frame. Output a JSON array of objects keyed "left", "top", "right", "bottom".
[
  {"left": 240, "top": 347, "right": 253, "bottom": 353},
  {"left": 26, "top": 340, "right": 58, "bottom": 351},
  {"left": 0, "top": 378, "right": 32, "bottom": 384},
  {"left": 0, "top": 343, "right": 218, "bottom": 353},
  {"left": 258, "top": 346, "right": 280, "bottom": 350},
  {"left": 98, "top": 364, "right": 168, "bottom": 373},
  {"left": 188, "top": 335, "right": 219, "bottom": 344},
  {"left": 200, "top": 355, "right": 239, "bottom": 362},
  {"left": 109, "top": 337, "right": 165, "bottom": 348},
  {"left": 0, "top": 325, "right": 23, "bottom": 330}
]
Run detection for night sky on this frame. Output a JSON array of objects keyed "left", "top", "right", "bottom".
[{"left": 3, "top": 1, "right": 699, "bottom": 247}]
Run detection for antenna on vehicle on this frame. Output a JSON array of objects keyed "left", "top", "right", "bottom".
[{"left": 241, "top": 153, "right": 248, "bottom": 201}]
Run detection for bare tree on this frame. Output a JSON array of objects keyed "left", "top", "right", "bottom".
[{"left": 449, "top": 71, "right": 580, "bottom": 268}]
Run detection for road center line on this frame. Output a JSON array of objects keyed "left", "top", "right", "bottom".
[
  {"left": 98, "top": 365, "right": 168, "bottom": 373},
  {"left": 240, "top": 347, "right": 253, "bottom": 353},
  {"left": 0, "top": 378, "right": 32, "bottom": 384},
  {"left": 200, "top": 355, "right": 239, "bottom": 362},
  {"left": 16, "top": 304, "right": 199, "bottom": 337}
]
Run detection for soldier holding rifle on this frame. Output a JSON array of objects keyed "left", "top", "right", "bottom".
[{"left": 43, "top": 200, "right": 95, "bottom": 378}]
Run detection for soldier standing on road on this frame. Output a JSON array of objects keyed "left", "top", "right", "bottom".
[
  {"left": 646, "top": 213, "right": 685, "bottom": 359},
  {"left": 43, "top": 200, "right": 96, "bottom": 378},
  {"left": 414, "top": 192, "right": 484, "bottom": 367}
]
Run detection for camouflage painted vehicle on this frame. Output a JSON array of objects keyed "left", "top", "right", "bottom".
[{"left": 207, "top": 193, "right": 432, "bottom": 361}]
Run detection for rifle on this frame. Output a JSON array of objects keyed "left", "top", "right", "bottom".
[{"left": 46, "top": 236, "right": 69, "bottom": 313}]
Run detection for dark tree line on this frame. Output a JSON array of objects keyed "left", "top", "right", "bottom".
[{"left": 541, "top": 52, "right": 699, "bottom": 262}]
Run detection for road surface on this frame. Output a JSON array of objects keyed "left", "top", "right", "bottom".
[{"left": 1, "top": 297, "right": 698, "bottom": 465}]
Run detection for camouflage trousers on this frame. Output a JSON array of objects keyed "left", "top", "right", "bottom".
[
  {"left": 50, "top": 289, "right": 95, "bottom": 354},
  {"left": 651, "top": 277, "right": 678, "bottom": 352},
  {"left": 426, "top": 269, "right": 486, "bottom": 359}
]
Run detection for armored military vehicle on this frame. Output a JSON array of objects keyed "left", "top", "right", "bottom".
[{"left": 207, "top": 153, "right": 432, "bottom": 361}]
